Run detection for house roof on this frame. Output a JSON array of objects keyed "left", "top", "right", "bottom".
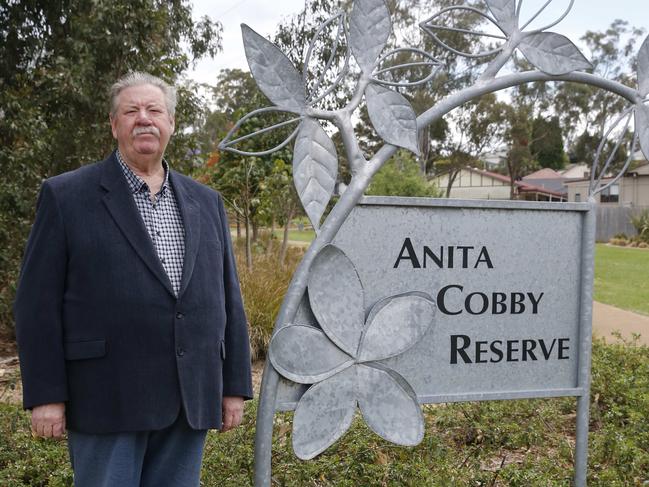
[
  {"left": 523, "top": 168, "right": 563, "bottom": 180},
  {"left": 463, "top": 167, "right": 566, "bottom": 199}
]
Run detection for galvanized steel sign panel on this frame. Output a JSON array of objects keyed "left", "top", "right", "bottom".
[{"left": 275, "top": 197, "right": 592, "bottom": 408}]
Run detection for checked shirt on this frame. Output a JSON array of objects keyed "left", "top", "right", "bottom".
[{"left": 116, "top": 150, "right": 185, "bottom": 296}]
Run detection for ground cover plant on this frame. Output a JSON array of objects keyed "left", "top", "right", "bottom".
[
  {"left": 1, "top": 338, "right": 647, "bottom": 486},
  {"left": 594, "top": 243, "right": 649, "bottom": 316}
]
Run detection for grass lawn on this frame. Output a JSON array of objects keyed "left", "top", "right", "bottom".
[{"left": 594, "top": 243, "right": 649, "bottom": 315}]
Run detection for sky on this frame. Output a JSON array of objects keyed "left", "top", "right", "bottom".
[{"left": 187, "top": 0, "right": 649, "bottom": 86}]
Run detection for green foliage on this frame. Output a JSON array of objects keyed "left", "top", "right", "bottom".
[
  {"left": 594, "top": 243, "right": 649, "bottom": 316},
  {"left": 530, "top": 116, "right": 567, "bottom": 170},
  {"left": 2, "top": 340, "right": 649, "bottom": 485},
  {"left": 0, "top": 0, "right": 222, "bottom": 333},
  {"left": 630, "top": 210, "right": 649, "bottom": 243},
  {"left": 366, "top": 152, "right": 442, "bottom": 197}
]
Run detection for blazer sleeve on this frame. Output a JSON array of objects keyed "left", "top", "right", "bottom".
[
  {"left": 14, "top": 181, "right": 69, "bottom": 409},
  {"left": 217, "top": 193, "right": 253, "bottom": 400}
]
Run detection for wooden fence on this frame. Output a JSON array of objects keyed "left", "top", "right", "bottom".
[{"left": 595, "top": 206, "right": 648, "bottom": 242}]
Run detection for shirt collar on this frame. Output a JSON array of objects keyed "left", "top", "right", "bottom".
[{"left": 116, "top": 149, "right": 170, "bottom": 195}]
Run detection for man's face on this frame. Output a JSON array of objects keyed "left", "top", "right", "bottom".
[{"left": 110, "top": 84, "right": 175, "bottom": 162}]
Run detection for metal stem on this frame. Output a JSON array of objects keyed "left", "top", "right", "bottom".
[{"left": 574, "top": 198, "right": 596, "bottom": 487}]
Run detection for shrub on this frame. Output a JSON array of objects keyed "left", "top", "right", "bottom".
[
  {"left": 630, "top": 210, "right": 649, "bottom": 243},
  {"left": 608, "top": 237, "right": 628, "bottom": 247},
  {"left": 233, "top": 237, "right": 304, "bottom": 361},
  {"left": 1, "top": 339, "right": 648, "bottom": 486}
]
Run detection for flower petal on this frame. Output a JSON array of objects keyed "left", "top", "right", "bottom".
[
  {"left": 357, "top": 364, "right": 424, "bottom": 446},
  {"left": 269, "top": 324, "right": 354, "bottom": 384},
  {"left": 358, "top": 292, "right": 436, "bottom": 362},
  {"left": 293, "top": 367, "right": 357, "bottom": 459},
  {"left": 308, "top": 245, "right": 365, "bottom": 357}
]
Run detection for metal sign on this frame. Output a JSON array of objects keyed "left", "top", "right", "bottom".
[{"left": 218, "top": 0, "right": 649, "bottom": 485}]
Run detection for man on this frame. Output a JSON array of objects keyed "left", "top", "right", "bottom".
[{"left": 14, "top": 72, "right": 253, "bottom": 486}]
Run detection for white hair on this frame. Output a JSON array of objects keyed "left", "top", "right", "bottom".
[{"left": 110, "top": 72, "right": 177, "bottom": 117}]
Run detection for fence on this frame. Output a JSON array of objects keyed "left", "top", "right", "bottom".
[{"left": 595, "top": 206, "right": 648, "bottom": 242}]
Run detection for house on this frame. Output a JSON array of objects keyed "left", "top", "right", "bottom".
[
  {"left": 433, "top": 167, "right": 567, "bottom": 201},
  {"left": 563, "top": 161, "right": 649, "bottom": 205},
  {"left": 522, "top": 168, "right": 567, "bottom": 195}
]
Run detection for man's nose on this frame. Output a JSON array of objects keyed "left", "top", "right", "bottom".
[{"left": 135, "top": 109, "right": 153, "bottom": 124}]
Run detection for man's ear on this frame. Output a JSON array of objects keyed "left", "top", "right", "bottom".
[
  {"left": 170, "top": 116, "right": 175, "bottom": 135},
  {"left": 109, "top": 114, "right": 118, "bottom": 140}
]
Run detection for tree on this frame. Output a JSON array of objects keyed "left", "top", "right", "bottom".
[
  {"left": 530, "top": 116, "right": 567, "bottom": 170},
  {"left": 504, "top": 104, "right": 538, "bottom": 199},
  {"left": 204, "top": 69, "right": 298, "bottom": 270},
  {"left": 434, "top": 93, "right": 509, "bottom": 196},
  {"left": 0, "top": 0, "right": 222, "bottom": 333},
  {"left": 366, "top": 151, "right": 441, "bottom": 197}
]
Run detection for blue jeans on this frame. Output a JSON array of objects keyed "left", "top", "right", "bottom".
[{"left": 67, "top": 410, "right": 207, "bottom": 487}]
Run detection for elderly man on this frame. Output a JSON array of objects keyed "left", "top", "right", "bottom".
[{"left": 14, "top": 72, "right": 253, "bottom": 486}]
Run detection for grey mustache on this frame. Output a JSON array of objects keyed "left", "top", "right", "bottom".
[{"left": 132, "top": 126, "right": 160, "bottom": 137}]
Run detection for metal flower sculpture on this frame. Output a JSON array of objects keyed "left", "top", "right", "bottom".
[{"left": 268, "top": 245, "right": 436, "bottom": 459}]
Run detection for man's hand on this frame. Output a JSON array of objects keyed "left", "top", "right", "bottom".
[
  {"left": 31, "top": 402, "right": 66, "bottom": 439},
  {"left": 221, "top": 396, "right": 244, "bottom": 432}
]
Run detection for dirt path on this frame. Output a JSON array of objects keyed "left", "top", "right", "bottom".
[{"left": 592, "top": 301, "right": 649, "bottom": 345}]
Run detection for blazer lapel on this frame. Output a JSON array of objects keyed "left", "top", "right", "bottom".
[
  {"left": 171, "top": 171, "right": 201, "bottom": 299},
  {"left": 99, "top": 153, "right": 176, "bottom": 298}
]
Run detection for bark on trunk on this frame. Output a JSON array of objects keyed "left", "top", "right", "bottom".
[{"left": 279, "top": 205, "right": 295, "bottom": 266}]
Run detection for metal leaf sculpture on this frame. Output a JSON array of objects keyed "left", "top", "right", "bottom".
[
  {"left": 292, "top": 119, "right": 338, "bottom": 231},
  {"left": 371, "top": 48, "right": 443, "bottom": 88},
  {"left": 219, "top": 107, "right": 302, "bottom": 156},
  {"left": 220, "top": 3, "right": 649, "bottom": 481},
  {"left": 485, "top": 0, "right": 517, "bottom": 34},
  {"left": 303, "top": 12, "right": 350, "bottom": 105},
  {"left": 518, "top": 32, "right": 591, "bottom": 76},
  {"left": 242, "top": 24, "right": 306, "bottom": 113},
  {"left": 420, "top": 6, "right": 508, "bottom": 59},
  {"left": 638, "top": 36, "right": 649, "bottom": 97},
  {"left": 589, "top": 107, "right": 637, "bottom": 196},
  {"left": 635, "top": 104, "right": 649, "bottom": 163},
  {"left": 348, "top": 0, "right": 391, "bottom": 71},
  {"left": 421, "top": 0, "right": 592, "bottom": 77},
  {"left": 268, "top": 245, "right": 436, "bottom": 459},
  {"left": 365, "top": 83, "right": 420, "bottom": 155}
]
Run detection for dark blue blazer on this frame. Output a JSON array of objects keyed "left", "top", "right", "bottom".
[{"left": 14, "top": 152, "right": 253, "bottom": 433}]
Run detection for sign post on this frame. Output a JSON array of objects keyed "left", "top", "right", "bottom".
[{"left": 217, "top": 0, "right": 649, "bottom": 484}]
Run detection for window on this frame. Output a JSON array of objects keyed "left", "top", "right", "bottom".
[
  {"left": 600, "top": 184, "right": 619, "bottom": 203},
  {"left": 575, "top": 193, "right": 581, "bottom": 202}
]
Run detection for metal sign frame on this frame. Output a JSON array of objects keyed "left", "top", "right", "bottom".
[{"left": 218, "top": 1, "right": 649, "bottom": 485}]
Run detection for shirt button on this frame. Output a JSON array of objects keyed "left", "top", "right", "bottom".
[
  {"left": 176, "top": 312, "right": 184, "bottom": 319},
  {"left": 176, "top": 347, "right": 184, "bottom": 357}
]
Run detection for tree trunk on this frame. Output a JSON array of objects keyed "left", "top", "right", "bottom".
[
  {"left": 267, "top": 216, "right": 276, "bottom": 255},
  {"left": 279, "top": 204, "right": 295, "bottom": 266},
  {"left": 244, "top": 208, "right": 253, "bottom": 272},
  {"left": 446, "top": 170, "right": 459, "bottom": 198},
  {"left": 236, "top": 216, "right": 241, "bottom": 239},
  {"left": 252, "top": 219, "right": 259, "bottom": 243}
]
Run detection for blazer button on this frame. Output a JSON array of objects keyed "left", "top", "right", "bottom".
[
  {"left": 176, "top": 312, "right": 184, "bottom": 319},
  {"left": 176, "top": 347, "right": 185, "bottom": 357}
]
